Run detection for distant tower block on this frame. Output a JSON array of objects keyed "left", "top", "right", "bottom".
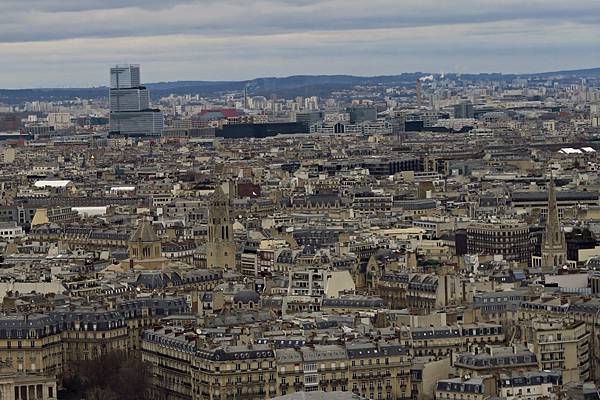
[
  {"left": 109, "top": 64, "right": 163, "bottom": 137},
  {"left": 206, "top": 186, "right": 236, "bottom": 270},
  {"left": 416, "top": 78, "right": 423, "bottom": 108},
  {"left": 244, "top": 86, "right": 250, "bottom": 109},
  {"left": 540, "top": 176, "right": 567, "bottom": 273}
]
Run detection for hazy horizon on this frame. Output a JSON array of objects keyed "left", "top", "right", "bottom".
[
  {"left": 2, "top": 65, "right": 600, "bottom": 91},
  {"left": 1, "top": 0, "right": 600, "bottom": 88}
]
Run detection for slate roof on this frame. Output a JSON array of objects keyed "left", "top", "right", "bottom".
[
  {"left": 455, "top": 349, "right": 537, "bottom": 369},
  {"left": 233, "top": 290, "right": 260, "bottom": 304},
  {"left": 196, "top": 344, "right": 274, "bottom": 361}
]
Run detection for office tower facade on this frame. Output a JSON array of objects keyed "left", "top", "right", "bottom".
[
  {"left": 416, "top": 78, "right": 423, "bottom": 108},
  {"left": 295, "top": 111, "right": 324, "bottom": 132},
  {"left": 0, "top": 113, "right": 19, "bottom": 132},
  {"left": 243, "top": 86, "right": 250, "bottom": 109},
  {"left": 110, "top": 64, "right": 141, "bottom": 88},
  {"left": 453, "top": 102, "right": 474, "bottom": 118},
  {"left": 109, "top": 64, "right": 163, "bottom": 137},
  {"left": 347, "top": 105, "right": 377, "bottom": 124}
]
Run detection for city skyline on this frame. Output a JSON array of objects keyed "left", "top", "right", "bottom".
[
  {"left": 2, "top": 4, "right": 600, "bottom": 397},
  {"left": 1, "top": 0, "right": 600, "bottom": 88}
]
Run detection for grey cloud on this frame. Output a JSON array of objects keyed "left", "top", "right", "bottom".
[
  {"left": 0, "top": 0, "right": 196, "bottom": 12},
  {"left": 0, "top": 0, "right": 599, "bottom": 87},
  {"left": 0, "top": 0, "right": 599, "bottom": 43}
]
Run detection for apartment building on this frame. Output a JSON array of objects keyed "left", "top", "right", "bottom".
[
  {"left": 497, "top": 371, "right": 562, "bottom": 400},
  {"left": 376, "top": 270, "right": 463, "bottom": 311},
  {"left": 409, "top": 324, "right": 505, "bottom": 357},
  {"left": 53, "top": 309, "right": 129, "bottom": 373},
  {"left": 435, "top": 376, "right": 495, "bottom": 400},
  {"left": 454, "top": 346, "right": 538, "bottom": 378},
  {"left": 466, "top": 220, "right": 531, "bottom": 264},
  {"left": 142, "top": 339, "right": 414, "bottom": 400},
  {"left": 470, "top": 290, "right": 526, "bottom": 325},
  {"left": 0, "top": 315, "right": 63, "bottom": 378},
  {"left": 192, "top": 344, "right": 277, "bottom": 400},
  {"left": 352, "top": 191, "right": 393, "bottom": 215},
  {"left": 142, "top": 328, "right": 195, "bottom": 400},
  {"left": 276, "top": 345, "right": 349, "bottom": 396},
  {"left": 0, "top": 297, "right": 188, "bottom": 386},
  {"left": 347, "top": 343, "right": 411, "bottom": 400}
]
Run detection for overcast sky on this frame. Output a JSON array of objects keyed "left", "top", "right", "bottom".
[{"left": 1, "top": 0, "right": 599, "bottom": 88}]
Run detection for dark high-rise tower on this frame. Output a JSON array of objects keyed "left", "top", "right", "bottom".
[
  {"left": 416, "top": 78, "right": 423, "bottom": 108},
  {"left": 243, "top": 86, "right": 250, "bottom": 109}
]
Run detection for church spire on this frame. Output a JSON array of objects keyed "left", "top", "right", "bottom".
[
  {"left": 545, "top": 175, "right": 562, "bottom": 246},
  {"left": 540, "top": 173, "right": 566, "bottom": 273}
]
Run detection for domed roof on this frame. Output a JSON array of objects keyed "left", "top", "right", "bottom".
[{"left": 233, "top": 290, "right": 260, "bottom": 304}]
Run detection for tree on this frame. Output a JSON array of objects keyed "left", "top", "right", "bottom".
[{"left": 62, "top": 351, "right": 149, "bottom": 400}]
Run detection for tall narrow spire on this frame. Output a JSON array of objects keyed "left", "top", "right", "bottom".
[
  {"left": 540, "top": 173, "right": 566, "bottom": 273},
  {"left": 545, "top": 176, "right": 562, "bottom": 246}
]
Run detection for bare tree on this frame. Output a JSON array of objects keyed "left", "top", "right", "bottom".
[{"left": 63, "top": 351, "right": 150, "bottom": 400}]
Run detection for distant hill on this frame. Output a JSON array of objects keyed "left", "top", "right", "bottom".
[
  {"left": 1, "top": 67, "right": 599, "bottom": 104},
  {"left": 535, "top": 67, "right": 600, "bottom": 78}
]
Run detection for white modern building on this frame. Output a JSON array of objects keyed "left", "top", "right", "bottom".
[
  {"left": 0, "top": 222, "right": 24, "bottom": 240},
  {"left": 288, "top": 268, "right": 355, "bottom": 298}
]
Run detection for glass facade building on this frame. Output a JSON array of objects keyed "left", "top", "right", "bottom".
[{"left": 109, "top": 64, "right": 163, "bottom": 137}]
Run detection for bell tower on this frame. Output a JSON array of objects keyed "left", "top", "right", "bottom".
[
  {"left": 207, "top": 186, "right": 236, "bottom": 270},
  {"left": 126, "top": 218, "right": 166, "bottom": 269}
]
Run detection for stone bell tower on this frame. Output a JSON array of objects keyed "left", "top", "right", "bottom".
[
  {"left": 126, "top": 218, "right": 166, "bottom": 269},
  {"left": 206, "top": 186, "right": 236, "bottom": 270}
]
